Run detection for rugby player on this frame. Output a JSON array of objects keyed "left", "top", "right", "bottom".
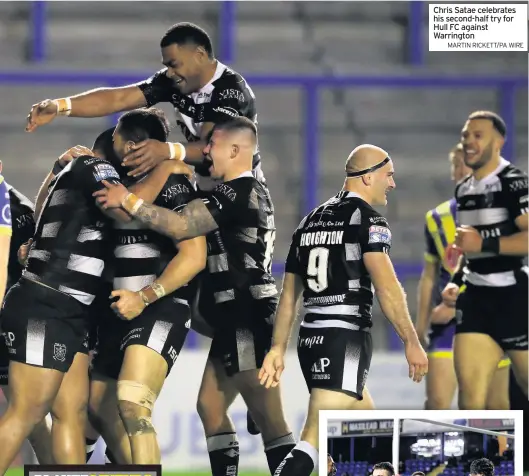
[
  {"left": 25, "top": 22, "right": 264, "bottom": 191},
  {"left": 470, "top": 458, "right": 495, "bottom": 476},
  {"left": 259, "top": 145, "right": 428, "bottom": 476},
  {"left": 442, "top": 111, "right": 528, "bottom": 409},
  {"left": 0, "top": 128, "right": 129, "bottom": 471},
  {"left": 88, "top": 108, "right": 206, "bottom": 464},
  {"left": 0, "top": 163, "right": 49, "bottom": 462},
  {"left": 94, "top": 117, "right": 296, "bottom": 475},
  {"left": 26, "top": 21, "right": 263, "bottom": 434},
  {"left": 416, "top": 143, "right": 510, "bottom": 409},
  {"left": 372, "top": 462, "right": 396, "bottom": 476}
]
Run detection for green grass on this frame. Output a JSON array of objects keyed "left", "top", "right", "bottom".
[{"left": 7, "top": 471, "right": 267, "bottom": 476}]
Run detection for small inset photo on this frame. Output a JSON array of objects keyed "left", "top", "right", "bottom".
[{"left": 321, "top": 410, "right": 521, "bottom": 476}]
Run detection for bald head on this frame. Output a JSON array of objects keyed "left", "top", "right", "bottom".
[{"left": 345, "top": 144, "right": 389, "bottom": 175}]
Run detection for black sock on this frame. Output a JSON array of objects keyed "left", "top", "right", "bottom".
[
  {"left": 207, "top": 432, "right": 239, "bottom": 476},
  {"left": 265, "top": 433, "right": 296, "bottom": 473},
  {"left": 273, "top": 441, "right": 318, "bottom": 476},
  {"left": 86, "top": 437, "right": 98, "bottom": 463},
  {"left": 105, "top": 446, "right": 117, "bottom": 464}
]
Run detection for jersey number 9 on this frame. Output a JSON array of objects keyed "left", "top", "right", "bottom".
[{"left": 307, "top": 247, "right": 329, "bottom": 292}]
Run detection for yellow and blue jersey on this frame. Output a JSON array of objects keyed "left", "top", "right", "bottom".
[
  {"left": 0, "top": 175, "right": 12, "bottom": 238},
  {"left": 424, "top": 198, "right": 458, "bottom": 302}
]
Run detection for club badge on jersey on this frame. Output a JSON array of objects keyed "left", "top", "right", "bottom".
[{"left": 368, "top": 225, "right": 391, "bottom": 245}]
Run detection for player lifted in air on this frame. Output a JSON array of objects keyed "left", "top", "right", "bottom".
[{"left": 259, "top": 145, "right": 428, "bottom": 476}]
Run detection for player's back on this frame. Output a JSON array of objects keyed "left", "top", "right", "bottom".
[
  {"left": 24, "top": 155, "right": 117, "bottom": 305},
  {"left": 5, "top": 184, "right": 35, "bottom": 287},
  {"left": 113, "top": 173, "right": 197, "bottom": 303},
  {"left": 204, "top": 174, "right": 277, "bottom": 304},
  {"left": 289, "top": 191, "right": 392, "bottom": 328}
]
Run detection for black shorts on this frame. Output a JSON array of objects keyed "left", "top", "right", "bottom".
[
  {"left": 297, "top": 321, "right": 373, "bottom": 400},
  {"left": 0, "top": 279, "right": 89, "bottom": 373},
  {"left": 208, "top": 297, "right": 276, "bottom": 376},
  {"left": 91, "top": 294, "right": 191, "bottom": 380},
  {"left": 455, "top": 273, "right": 528, "bottom": 351},
  {"left": 0, "top": 337, "right": 8, "bottom": 385}
]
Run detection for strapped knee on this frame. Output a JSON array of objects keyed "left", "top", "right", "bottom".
[{"left": 117, "top": 380, "right": 157, "bottom": 411}]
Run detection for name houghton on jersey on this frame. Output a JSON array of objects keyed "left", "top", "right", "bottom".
[{"left": 300, "top": 230, "right": 344, "bottom": 246}]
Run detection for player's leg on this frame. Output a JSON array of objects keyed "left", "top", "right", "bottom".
[
  {"left": 88, "top": 374, "right": 131, "bottom": 463},
  {"left": 486, "top": 359, "right": 510, "bottom": 409},
  {"left": 1, "top": 383, "right": 54, "bottom": 464},
  {"left": 0, "top": 361, "right": 64, "bottom": 472},
  {"left": 117, "top": 303, "right": 190, "bottom": 464},
  {"left": 217, "top": 298, "right": 296, "bottom": 474},
  {"left": 196, "top": 353, "right": 241, "bottom": 476},
  {"left": 506, "top": 351, "right": 528, "bottom": 397},
  {"left": 0, "top": 280, "right": 81, "bottom": 472},
  {"left": 425, "top": 324, "right": 457, "bottom": 409},
  {"left": 85, "top": 419, "right": 100, "bottom": 463},
  {"left": 274, "top": 324, "right": 374, "bottom": 476},
  {"left": 454, "top": 287, "right": 504, "bottom": 409},
  {"left": 49, "top": 351, "right": 90, "bottom": 463},
  {"left": 117, "top": 345, "right": 167, "bottom": 463}
]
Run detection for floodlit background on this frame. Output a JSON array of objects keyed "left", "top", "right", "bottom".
[{"left": 0, "top": 1, "right": 526, "bottom": 474}]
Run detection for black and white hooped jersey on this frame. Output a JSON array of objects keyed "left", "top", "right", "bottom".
[
  {"left": 112, "top": 174, "right": 198, "bottom": 305},
  {"left": 200, "top": 172, "right": 278, "bottom": 307},
  {"left": 285, "top": 191, "right": 392, "bottom": 329},
  {"left": 136, "top": 62, "right": 264, "bottom": 189},
  {"left": 5, "top": 184, "right": 35, "bottom": 288},
  {"left": 24, "top": 156, "right": 122, "bottom": 306},
  {"left": 456, "top": 158, "right": 528, "bottom": 287}
]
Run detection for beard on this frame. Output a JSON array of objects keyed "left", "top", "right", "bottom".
[{"left": 464, "top": 141, "right": 494, "bottom": 170}]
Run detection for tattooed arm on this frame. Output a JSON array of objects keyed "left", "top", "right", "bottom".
[
  {"left": 130, "top": 198, "right": 218, "bottom": 241},
  {"left": 93, "top": 180, "right": 221, "bottom": 240}
]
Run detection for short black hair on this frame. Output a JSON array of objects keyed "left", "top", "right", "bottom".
[
  {"left": 213, "top": 116, "right": 257, "bottom": 140},
  {"left": 92, "top": 127, "right": 116, "bottom": 158},
  {"left": 160, "top": 22, "right": 214, "bottom": 59},
  {"left": 117, "top": 108, "right": 169, "bottom": 143},
  {"left": 470, "top": 458, "right": 495, "bottom": 476},
  {"left": 372, "top": 462, "right": 395, "bottom": 476},
  {"left": 468, "top": 110, "right": 507, "bottom": 137}
]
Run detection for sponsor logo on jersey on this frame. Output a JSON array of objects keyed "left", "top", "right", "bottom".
[
  {"left": 161, "top": 183, "right": 190, "bottom": 201},
  {"left": 368, "top": 225, "right": 391, "bottom": 245},
  {"left": 93, "top": 163, "right": 120, "bottom": 183},
  {"left": 218, "top": 89, "right": 245, "bottom": 102},
  {"left": 213, "top": 106, "right": 239, "bottom": 118}
]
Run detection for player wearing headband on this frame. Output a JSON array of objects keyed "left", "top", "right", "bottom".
[{"left": 260, "top": 145, "right": 428, "bottom": 476}]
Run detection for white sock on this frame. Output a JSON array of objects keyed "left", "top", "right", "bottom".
[{"left": 294, "top": 440, "right": 319, "bottom": 468}]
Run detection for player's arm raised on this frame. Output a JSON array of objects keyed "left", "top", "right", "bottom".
[{"left": 26, "top": 85, "right": 147, "bottom": 132}]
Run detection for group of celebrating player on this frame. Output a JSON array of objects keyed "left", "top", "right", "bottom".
[{"left": 0, "top": 21, "right": 525, "bottom": 476}]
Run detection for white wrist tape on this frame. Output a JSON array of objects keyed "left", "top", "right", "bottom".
[
  {"left": 168, "top": 142, "right": 186, "bottom": 161},
  {"left": 54, "top": 98, "right": 72, "bottom": 116}
]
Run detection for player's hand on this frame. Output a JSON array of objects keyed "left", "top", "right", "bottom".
[
  {"left": 431, "top": 303, "right": 456, "bottom": 324},
  {"left": 58, "top": 145, "right": 94, "bottom": 167},
  {"left": 160, "top": 158, "right": 194, "bottom": 180},
  {"left": 455, "top": 225, "right": 482, "bottom": 253},
  {"left": 17, "top": 238, "right": 33, "bottom": 266},
  {"left": 26, "top": 99, "right": 58, "bottom": 132},
  {"left": 441, "top": 283, "right": 460, "bottom": 307},
  {"left": 110, "top": 289, "right": 145, "bottom": 320},
  {"left": 404, "top": 340, "right": 428, "bottom": 383},
  {"left": 93, "top": 180, "right": 129, "bottom": 210},
  {"left": 258, "top": 346, "right": 285, "bottom": 389},
  {"left": 123, "top": 139, "right": 171, "bottom": 177}
]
